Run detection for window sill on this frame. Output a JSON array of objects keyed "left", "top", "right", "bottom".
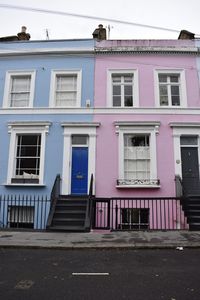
[
  {"left": 5, "top": 183, "right": 46, "bottom": 187},
  {"left": 116, "top": 184, "right": 160, "bottom": 189},
  {"left": 116, "top": 179, "right": 160, "bottom": 188}
]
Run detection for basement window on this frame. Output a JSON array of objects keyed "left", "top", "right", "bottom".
[
  {"left": 8, "top": 206, "right": 34, "bottom": 229},
  {"left": 119, "top": 208, "right": 149, "bottom": 230}
]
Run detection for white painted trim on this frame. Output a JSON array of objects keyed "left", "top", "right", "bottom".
[
  {"left": 62, "top": 125, "right": 98, "bottom": 195},
  {"left": 170, "top": 122, "right": 200, "bottom": 128},
  {"left": 3, "top": 70, "right": 36, "bottom": 108},
  {"left": 49, "top": 69, "right": 82, "bottom": 108},
  {"left": 171, "top": 126, "right": 200, "bottom": 178},
  {"left": 154, "top": 69, "right": 187, "bottom": 108},
  {"left": 7, "top": 123, "right": 50, "bottom": 185},
  {"left": 116, "top": 124, "right": 159, "bottom": 184},
  {"left": 2, "top": 107, "right": 200, "bottom": 115},
  {"left": 116, "top": 184, "right": 160, "bottom": 188},
  {"left": 107, "top": 69, "right": 139, "bottom": 108},
  {"left": 61, "top": 122, "right": 100, "bottom": 127},
  {"left": 0, "top": 47, "right": 94, "bottom": 56},
  {"left": 96, "top": 47, "right": 198, "bottom": 54}
]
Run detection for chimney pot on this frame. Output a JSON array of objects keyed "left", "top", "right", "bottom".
[
  {"left": 92, "top": 24, "right": 107, "bottom": 40},
  {"left": 17, "top": 26, "right": 31, "bottom": 40},
  {"left": 21, "top": 26, "right": 27, "bottom": 33}
]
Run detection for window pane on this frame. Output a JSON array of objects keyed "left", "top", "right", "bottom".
[
  {"left": 124, "top": 96, "right": 133, "bottom": 107},
  {"left": 113, "top": 85, "right": 121, "bottom": 95},
  {"left": 11, "top": 76, "right": 31, "bottom": 92},
  {"left": 124, "top": 74, "right": 133, "bottom": 82},
  {"left": 113, "top": 96, "right": 121, "bottom": 106},
  {"left": 124, "top": 85, "right": 132, "bottom": 95},
  {"left": 171, "top": 85, "right": 179, "bottom": 95},
  {"left": 112, "top": 75, "right": 121, "bottom": 83},
  {"left": 159, "top": 85, "right": 168, "bottom": 105},
  {"left": 160, "top": 96, "right": 168, "bottom": 106},
  {"left": 172, "top": 96, "right": 180, "bottom": 106},
  {"left": 56, "top": 91, "right": 77, "bottom": 106},
  {"left": 72, "top": 135, "right": 88, "bottom": 145},
  {"left": 170, "top": 75, "right": 179, "bottom": 82},
  {"left": 56, "top": 75, "right": 77, "bottom": 90},
  {"left": 158, "top": 74, "right": 167, "bottom": 82},
  {"left": 180, "top": 136, "right": 198, "bottom": 145}
]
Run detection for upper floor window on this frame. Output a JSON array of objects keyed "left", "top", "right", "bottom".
[
  {"left": 49, "top": 70, "right": 82, "bottom": 107},
  {"left": 108, "top": 70, "right": 139, "bottom": 108},
  {"left": 159, "top": 74, "right": 180, "bottom": 106},
  {"left": 155, "top": 70, "right": 187, "bottom": 108},
  {"left": 3, "top": 71, "right": 35, "bottom": 108}
]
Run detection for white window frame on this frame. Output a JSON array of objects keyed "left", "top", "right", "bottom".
[
  {"left": 154, "top": 69, "right": 187, "bottom": 108},
  {"left": 49, "top": 70, "right": 82, "bottom": 108},
  {"left": 115, "top": 122, "right": 160, "bottom": 188},
  {"left": 3, "top": 70, "right": 36, "bottom": 108},
  {"left": 107, "top": 69, "right": 139, "bottom": 108},
  {"left": 7, "top": 122, "right": 51, "bottom": 185}
]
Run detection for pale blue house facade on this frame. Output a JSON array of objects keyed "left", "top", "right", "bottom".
[{"left": 0, "top": 39, "right": 97, "bottom": 229}]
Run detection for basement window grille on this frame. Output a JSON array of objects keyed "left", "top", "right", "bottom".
[
  {"left": 120, "top": 208, "right": 149, "bottom": 230},
  {"left": 8, "top": 206, "right": 34, "bottom": 229}
]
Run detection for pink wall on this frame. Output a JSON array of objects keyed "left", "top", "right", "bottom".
[
  {"left": 94, "top": 114, "right": 200, "bottom": 198},
  {"left": 93, "top": 43, "right": 199, "bottom": 198}
]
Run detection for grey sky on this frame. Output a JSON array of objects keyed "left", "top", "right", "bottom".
[{"left": 0, "top": 0, "right": 200, "bottom": 40}]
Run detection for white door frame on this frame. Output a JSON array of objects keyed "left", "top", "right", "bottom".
[{"left": 61, "top": 122, "right": 100, "bottom": 195}]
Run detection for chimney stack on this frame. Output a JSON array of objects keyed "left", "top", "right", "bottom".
[
  {"left": 178, "top": 30, "right": 195, "bottom": 40},
  {"left": 92, "top": 24, "right": 107, "bottom": 40},
  {"left": 17, "top": 26, "right": 31, "bottom": 40}
]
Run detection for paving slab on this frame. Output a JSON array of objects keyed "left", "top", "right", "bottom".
[{"left": 0, "top": 230, "right": 200, "bottom": 249}]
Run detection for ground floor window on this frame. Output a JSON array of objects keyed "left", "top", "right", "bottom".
[
  {"left": 12, "top": 134, "right": 41, "bottom": 183},
  {"left": 115, "top": 122, "right": 160, "bottom": 187},
  {"left": 8, "top": 206, "right": 34, "bottom": 228},
  {"left": 120, "top": 208, "right": 149, "bottom": 230},
  {"left": 7, "top": 122, "right": 50, "bottom": 185}
]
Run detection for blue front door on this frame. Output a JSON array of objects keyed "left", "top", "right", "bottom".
[{"left": 71, "top": 147, "right": 88, "bottom": 194}]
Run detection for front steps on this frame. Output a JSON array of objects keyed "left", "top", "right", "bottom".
[
  {"left": 182, "top": 195, "right": 200, "bottom": 230},
  {"left": 47, "top": 195, "right": 89, "bottom": 232}
]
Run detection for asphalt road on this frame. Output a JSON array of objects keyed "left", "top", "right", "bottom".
[{"left": 0, "top": 248, "right": 200, "bottom": 300}]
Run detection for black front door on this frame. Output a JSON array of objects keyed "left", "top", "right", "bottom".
[{"left": 181, "top": 147, "right": 200, "bottom": 195}]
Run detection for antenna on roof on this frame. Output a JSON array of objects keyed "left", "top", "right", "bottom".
[
  {"left": 45, "top": 29, "right": 49, "bottom": 40},
  {"left": 106, "top": 24, "right": 113, "bottom": 39}
]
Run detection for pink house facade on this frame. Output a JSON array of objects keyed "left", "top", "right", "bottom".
[{"left": 92, "top": 39, "right": 200, "bottom": 231}]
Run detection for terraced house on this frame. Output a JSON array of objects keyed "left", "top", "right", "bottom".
[{"left": 0, "top": 26, "right": 200, "bottom": 232}]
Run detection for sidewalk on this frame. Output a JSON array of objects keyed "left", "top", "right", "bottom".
[{"left": 0, "top": 230, "right": 200, "bottom": 249}]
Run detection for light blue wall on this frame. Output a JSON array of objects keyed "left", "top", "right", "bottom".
[
  {"left": 0, "top": 40, "right": 95, "bottom": 107},
  {"left": 0, "top": 39, "right": 95, "bottom": 197}
]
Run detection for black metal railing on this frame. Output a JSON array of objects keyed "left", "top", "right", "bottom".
[
  {"left": 92, "top": 197, "right": 188, "bottom": 231},
  {"left": 46, "top": 174, "right": 61, "bottom": 228},
  {"left": 85, "top": 173, "right": 94, "bottom": 230},
  {"left": 175, "top": 175, "right": 184, "bottom": 197},
  {"left": 0, "top": 195, "right": 50, "bottom": 230}
]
